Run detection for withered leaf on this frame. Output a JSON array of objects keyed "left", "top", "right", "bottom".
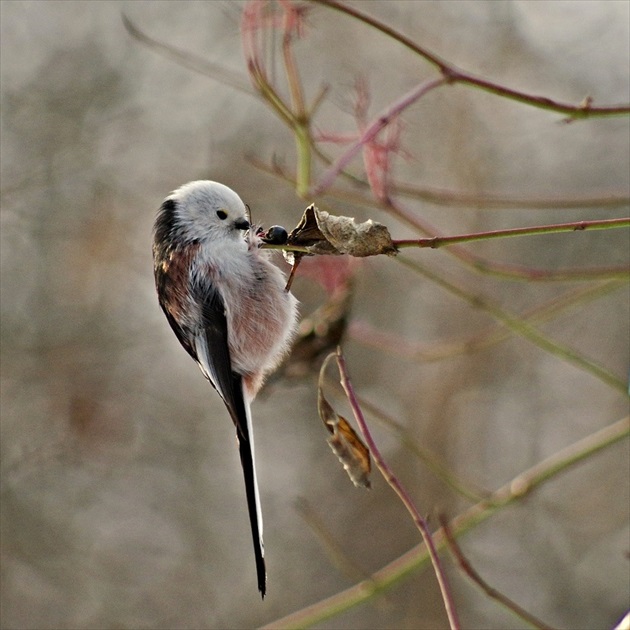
[
  {"left": 287, "top": 204, "right": 334, "bottom": 252},
  {"left": 327, "top": 416, "right": 372, "bottom": 489},
  {"left": 287, "top": 204, "right": 397, "bottom": 258},
  {"left": 318, "top": 361, "right": 371, "bottom": 489}
]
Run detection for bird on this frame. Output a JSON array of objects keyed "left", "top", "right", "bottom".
[{"left": 152, "top": 180, "right": 298, "bottom": 598}]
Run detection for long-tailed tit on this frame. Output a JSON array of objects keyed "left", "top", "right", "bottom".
[{"left": 153, "top": 180, "right": 298, "bottom": 598}]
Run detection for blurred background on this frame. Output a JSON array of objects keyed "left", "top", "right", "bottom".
[{"left": 1, "top": 1, "right": 628, "bottom": 628}]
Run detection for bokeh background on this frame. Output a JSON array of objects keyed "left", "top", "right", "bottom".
[{"left": 1, "top": 1, "right": 628, "bottom": 629}]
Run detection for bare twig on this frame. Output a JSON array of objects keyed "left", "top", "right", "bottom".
[
  {"left": 349, "top": 280, "right": 626, "bottom": 362},
  {"left": 263, "top": 197, "right": 629, "bottom": 281},
  {"left": 439, "top": 515, "right": 556, "bottom": 630},
  {"left": 253, "top": 157, "right": 628, "bottom": 280},
  {"left": 397, "top": 256, "right": 627, "bottom": 392},
  {"left": 122, "top": 15, "right": 253, "bottom": 95},
  {"left": 384, "top": 194, "right": 630, "bottom": 281},
  {"left": 241, "top": 0, "right": 315, "bottom": 195},
  {"left": 263, "top": 416, "right": 629, "bottom": 629},
  {"left": 393, "top": 217, "right": 630, "bottom": 249},
  {"left": 311, "top": 77, "right": 447, "bottom": 196},
  {"left": 310, "top": 0, "right": 630, "bottom": 119},
  {"left": 334, "top": 349, "right": 460, "bottom": 630},
  {"left": 391, "top": 182, "right": 630, "bottom": 210},
  {"left": 247, "top": 150, "right": 630, "bottom": 211}
]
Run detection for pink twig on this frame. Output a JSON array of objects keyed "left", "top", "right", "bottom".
[
  {"left": 381, "top": 192, "right": 629, "bottom": 281},
  {"left": 312, "top": 0, "right": 630, "bottom": 119},
  {"left": 335, "top": 348, "right": 460, "bottom": 630},
  {"left": 393, "top": 217, "right": 630, "bottom": 248},
  {"left": 439, "top": 515, "right": 555, "bottom": 629},
  {"left": 311, "top": 77, "right": 446, "bottom": 196}
]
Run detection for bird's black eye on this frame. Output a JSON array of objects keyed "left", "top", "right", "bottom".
[{"left": 216, "top": 210, "right": 228, "bottom": 220}]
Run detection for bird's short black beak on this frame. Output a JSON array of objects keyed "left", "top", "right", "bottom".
[{"left": 234, "top": 217, "right": 250, "bottom": 231}]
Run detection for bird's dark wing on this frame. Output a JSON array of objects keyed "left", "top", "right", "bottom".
[
  {"left": 154, "top": 242, "right": 199, "bottom": 364},
  {"left": 193, "top": 286, "right": 236, "bottom": 410},
  {"left": 155, "top": 247, "right": 266, "bottom": 597},
  {"left": 192, "top": 284, "right": 267, "bottom": 599}
]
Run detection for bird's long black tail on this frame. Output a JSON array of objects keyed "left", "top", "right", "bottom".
[
  {"left": 231, "top": 381, "right": 266, "bottom": 599},
  {"left": 237, "top": 430, "right": 266, "bottom": 598}
]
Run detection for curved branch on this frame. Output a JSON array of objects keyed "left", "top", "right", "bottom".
[
  {"left": 311, "top": 77, "right": 447, "bottom": 196},
  {"left": 394, "top": 217, "right": 630, "bottom": 249},
  {"left": 310, "top": 0, "right": 630, "bottom": 119},
  {"left": 263, "top": 416, "right": 630, "bottom": 629}
]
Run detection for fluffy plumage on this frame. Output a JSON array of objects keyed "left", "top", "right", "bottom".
[{"left": 153, "top": 180, "right": 298, "bottom": 598}]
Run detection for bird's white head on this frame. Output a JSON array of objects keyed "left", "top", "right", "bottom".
[{"left": 158, "top": 180, "right": 251, "bottom": 245}]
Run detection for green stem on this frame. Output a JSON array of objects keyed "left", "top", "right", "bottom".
[
  {"left": 335, "top": 350, "right": 461, "bottom": 630},
  {"left": 350, "top": 280, "right": 625, "bottom": 362},
  {"left": 397, "top": 257, "right": 627, "bottom": 392},
  {"left": 294, "top": 121, "right": 312, "bottom": 198},
  {"left": 394, "top": 218, "right": 630, "bottom": 249},
  {"left": 263, "top": 416, "right": 630, "bottom": 629}
]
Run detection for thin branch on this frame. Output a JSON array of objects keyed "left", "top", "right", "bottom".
[
  {"left": 310, "top": 0, "right": 630, "bottom": 119},
  {"left": 241, "top": 0, "right": 315, "bottom": 196},
  {"left": 334, "top": 384, "right": 488, "bottom": 502},
  {"left": 242, "top": 2, "right": 297, "bottom": 128},
  {"left": 391, "top": 182, "right": 630, "bottom": 210},
  {"left": 311, "top": 77, "right": 447, "bottom": 196},
  {"left": 384, "top": 193, "right": 629, "bottom": 281},
  {"left": 393, "top": 217, "right": 630, "bottom": 249},
  {"left": 281, "top": 4, "right": 307, "bottom": 117},
  {"left": 252, "top": 157, "right": 630, "bottom": 281},
  {"left": 349, "top": 280, "right": 626, "bottom": 363},
  {"left": 439, "top": 515, "right": 556, "bottom": 630},
  {"left": 251, "top": 157, "right": 628, "bottom": 280},
  {"left": 247, "top": 140, "right": 630, "bottom": 212},
  {"left": 397, "top": 256, "right": 627, "bottom": 392},
  {"left": 260, "top": 205, "right": 629, "bottom": 282},
  {"left": 247, "top": 58, "right": 296, "bottom": 128},
  {"left": 263, "top": 416, "right": 629, "bottom": 629},
  {"left": 459, "top": 260, "right": 629, "bottom": 282},
  {"left": 334, "top": 349, "right": 461, "bottom": 630},
  {"left": 279, "top": 2, "right": 312, "bottom": 196},
  {"left": 122, "top": 15, "right": 253, "bottom": 95}
]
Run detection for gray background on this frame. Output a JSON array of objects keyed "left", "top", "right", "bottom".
[{"left": 1, "top": 1, "right": 629, "bottom": 628}]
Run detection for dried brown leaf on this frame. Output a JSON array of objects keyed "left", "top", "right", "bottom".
[
  {"left": 318, "top": 354, "right": 371, "bottom": 488},
  {"left": 287, "top": 205, "right": 397, "bottom": 257},
  {"left": 327, "top": 416, "right": 372, "bottom": 489}
]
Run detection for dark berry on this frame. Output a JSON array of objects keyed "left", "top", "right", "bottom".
[{"left": 262, "top": 225, "right": 288, "bottom": 245}]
